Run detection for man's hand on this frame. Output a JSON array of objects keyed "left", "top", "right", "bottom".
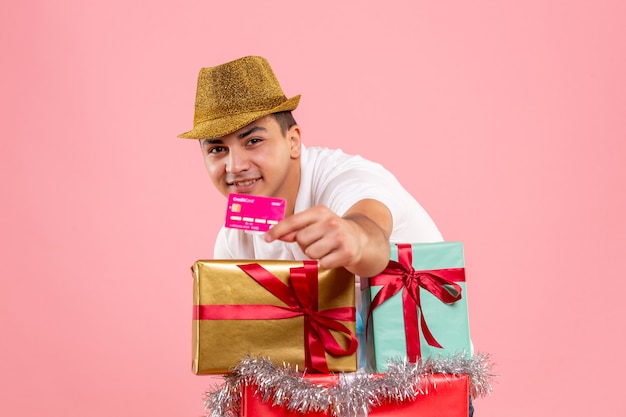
[{"left": 264, "top": 199, "right": 392, "bottom": 276}]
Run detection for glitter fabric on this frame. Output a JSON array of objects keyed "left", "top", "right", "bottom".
[{"left": 178, "top": 56, "right": 300, "bottom": 139}]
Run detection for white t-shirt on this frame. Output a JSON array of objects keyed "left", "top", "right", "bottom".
[{"left": 213, "top": 145, "right": 443, "bottom": 259}]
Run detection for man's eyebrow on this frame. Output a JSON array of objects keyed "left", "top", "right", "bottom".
[
  {"left": 238, "top": 126, "right": 267, "bottom": 139},
  {"left": 201, "top": 138, "right": 222, "bottom": 146},
  {"left": 201, "top": 126, "right": 267, "bottom": 146}
]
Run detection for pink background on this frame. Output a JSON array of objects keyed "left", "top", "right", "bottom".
[{"left": 2, "top": 1, "right": 625, "bottom": 416}]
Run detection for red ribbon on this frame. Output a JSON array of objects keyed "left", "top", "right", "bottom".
[
  {"left": 366, "top": 243, "right": 465, "bottom": 362},
  {"left": 194, "top": 260, "right": 357, "bottom": 373}
]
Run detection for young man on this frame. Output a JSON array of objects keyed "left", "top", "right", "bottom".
[
  {"left": 178, "top": 55, "right": 443, "bottom": 277},
  {"left": 180, "top": 56, "right": 475, "bottom": 416}
]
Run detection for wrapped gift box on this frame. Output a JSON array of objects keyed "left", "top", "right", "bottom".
[
  {"left": 192, "top": 260, "right": 358, "bottom": 374},
  {"left": 361, "top": 242, "right": 472, "bottom": 372},
  {"left": 240, "top": 372, "right": 469, "bottom": 417}
]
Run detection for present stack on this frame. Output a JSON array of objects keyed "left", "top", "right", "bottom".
[{"left": 192, "top": 242, "right": 493, "bottom": 417}]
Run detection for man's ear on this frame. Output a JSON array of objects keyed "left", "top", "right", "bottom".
[{"left": 288, "top": 125, "right": 302, "bottom": 158}]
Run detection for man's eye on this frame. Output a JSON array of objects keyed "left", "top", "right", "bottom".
[
  {"left": 208, "top": 146, "right": 226, "bottom": 154},
  {"left": 248, "top": 138, "right": 262, "bottom": 145}
]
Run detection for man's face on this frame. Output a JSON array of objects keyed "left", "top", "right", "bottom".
[{"left": 200, "top": 115, "right": 302, "bottom": 205}]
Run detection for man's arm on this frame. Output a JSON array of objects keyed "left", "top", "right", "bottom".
[{"left": 264, "top": 199, "right": 392, "bottom": 277}]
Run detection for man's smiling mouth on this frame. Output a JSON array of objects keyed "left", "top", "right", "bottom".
[{"left": 228, "top": 178, "right": 260, "bottom": 187}]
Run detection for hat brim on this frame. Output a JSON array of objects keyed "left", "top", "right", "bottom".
[{"left": 177, "top": 95, "right": 301, "bottom": 139}]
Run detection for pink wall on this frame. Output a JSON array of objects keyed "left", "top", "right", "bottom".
[{"left": 2, "top": 1, "right": 625, "bottom": 416}]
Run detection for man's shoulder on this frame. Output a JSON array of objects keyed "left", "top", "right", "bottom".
[
  {"left": 301, "top": 145, "right": 339, "bottom": 159},
  {"left": 301, "top": 145, "right": 367, "bottom": 168},
  {"left": 302, "top": 145, "right": 390, "bottom": 180}
]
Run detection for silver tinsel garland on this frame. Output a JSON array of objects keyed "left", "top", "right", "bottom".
[{"left": 204, "top": 353, "right": 494, "bottom": 417}]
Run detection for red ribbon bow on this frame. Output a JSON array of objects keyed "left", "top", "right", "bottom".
[
  {"left": 194, "top": 260, "right": 357, "bottom": 373},
  {"left": 366, "top": 243, "right": 465, "bottom": 362}
]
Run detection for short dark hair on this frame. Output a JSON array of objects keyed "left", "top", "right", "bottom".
[{"left": 272, "top": 111, "right": 297, "bottom": 135}]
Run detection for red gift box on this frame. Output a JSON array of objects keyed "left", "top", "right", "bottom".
[{"left": 240, "top": 373, "right": 469, "bottom": 417}]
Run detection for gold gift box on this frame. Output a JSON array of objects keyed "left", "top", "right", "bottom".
[{"left": 192, "top": 260, "right": 357, "bottom": 375}]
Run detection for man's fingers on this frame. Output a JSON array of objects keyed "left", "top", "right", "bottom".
[
  {"left": 265, "top": 230, "right": 297, "bottom": 243},
  {"left": 264, "top": 216, "right": 304, "bottom": 242},
  {"left": 264, "top": 208, "right": 323, "bottom": 242}
]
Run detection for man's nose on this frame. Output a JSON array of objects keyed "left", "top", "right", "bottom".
[{"left": 225, "top": 149, "right": 249, "bottom": 174}]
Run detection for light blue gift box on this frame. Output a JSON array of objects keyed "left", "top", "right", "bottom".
[{"left": 360, "top": 242, "right": 472, "bottom": 372}]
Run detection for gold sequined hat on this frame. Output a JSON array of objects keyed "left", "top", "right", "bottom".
[{"left": 178, "top": 56, "right": 300, "bottom": 139}]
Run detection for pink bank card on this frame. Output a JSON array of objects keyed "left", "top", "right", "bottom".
[{"left": 225, "top": 193, "right": 286, "bottom": 233}]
